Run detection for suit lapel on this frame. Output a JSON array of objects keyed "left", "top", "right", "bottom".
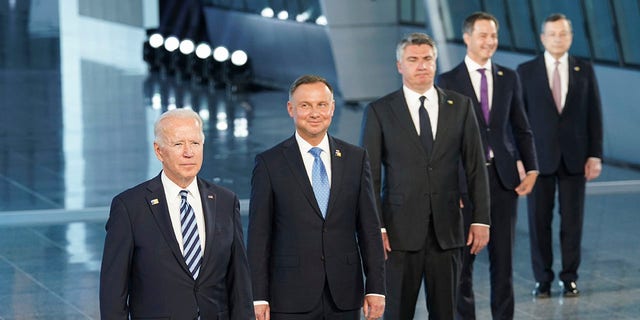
[
  {"left": 282, "top": 137, "right": 324, "bottom": 218},
  {"left": 146, "top": 176, "right": 192, "bottom": 275},
  {"left": 432, "top": 87, "right": 455, "bottom": 157},
  {"left": 388, "top": 90, "right": 425, "bottom": 156},
  {"left": 198, "top": 178, "right": 217, "bottom": 276},
  {"left": 325, "top": 136, "right": 343, "bottom": 219},
  {"left": 454, "top": 63, "right": 487, "bottom": 125},
  {"left": 565, "top": 56, "right": 579, "bottom": 111},
  {"left": 534, "top": 56, "right": 558, "bottom": 111}
]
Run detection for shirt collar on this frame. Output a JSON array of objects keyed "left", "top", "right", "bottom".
[
  {"left": 295, "top": 131, "right": 330, "bottom": 155},
  {"left": 161, "top": 171, "right": 199, "bottom": 199},
  {"left": 465, "top": 55, "right": 492, "bottom": 73},
  {"left": 544, "top": 51, "right": 569, "bottom": 65},
  {"left": 403, "top": 85, "right": 437, "bottom": 105}
]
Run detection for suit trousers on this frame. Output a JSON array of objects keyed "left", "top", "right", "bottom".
[
  {"left": 385, "top": 219, "right": 462, "bottom": 320},
  {"left": 271, "top": 281, "right": 359, "bottom": 320},
  {"left": 457, "top": 162, "right": 519, "bottom": 320},
  {"left": 527, "top": 159, "right": 586, "bottom": 283}
]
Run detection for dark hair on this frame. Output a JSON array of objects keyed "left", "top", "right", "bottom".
[
  {"left": 463, "top": 11, "right": 499, "bottom": 35},
  {"left": 541, "top": 13, "right": 573, "bottom": 33},
  {"left": 288, "top": 75, "right": 333, "bottom": 100},
  {"left": 396, "top": 32, "right": 438, "bottom": 61}
]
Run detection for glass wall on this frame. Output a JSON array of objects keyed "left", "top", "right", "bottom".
[
  {"left": 398, "top": 0, "right": 640, "bottom": 69},
  {"left": 202, "top": 0, "right": 323, "bottom": 23}
]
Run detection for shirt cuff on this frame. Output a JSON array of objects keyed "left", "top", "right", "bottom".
[
  {"left": 253, "top": 300, "right": 268, "bottom": 306},
  {"left": 381, "top": 228, "right": 387, "bottom": 233},
  {"left": 366, "top": 293, "right": 385, "bottom": 298},
  {"left": 470, "top": 223, "right": 490, "bottom": 228}
]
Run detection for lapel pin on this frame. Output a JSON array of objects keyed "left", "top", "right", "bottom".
[
  {"left": 208, "top": 194, "right": 215, "bottom": 199},
  {"left": 574, "top": 66, "right": 580, "bottom": 72},
  {"left": 335, "top": 149, "right": 342, "bottom": 157},
  {"left": 447, "top": 100, "right": 454, "bottom": 105},
  {"left": 150, "top": 199, "right": 159, "bottom": 205},
  {"left": 497, "top": 70, "right": 504, "bottom": 76}
]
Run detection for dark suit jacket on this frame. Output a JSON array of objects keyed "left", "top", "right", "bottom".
[
  {"left": 360, "top": 87, "right": 490, "bottom": 251},
  {"left": 437, "top": 62, "right": 538, "bottom": 190},
  {"left": 517, "top": 55, "right": 603, "bottom": 174},
  {"left": 100, "top": 174, "right": 254, "bottom": 320},
  {"left": 247, "top": 135, "right": 385, "bottom": 313}
]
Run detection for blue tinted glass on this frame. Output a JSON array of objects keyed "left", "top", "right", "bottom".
[
  {"left": 612, "top": 0, "right": 640, "bottom": 65},
  {"left": 507, "top": 2, "right": 537, "bottom": 50},
  {"left": 441, "top": 0, "right": 482, "bottom": 41},
  {"left": 584, "top": 0, "right": 619, "bottom": 62}
]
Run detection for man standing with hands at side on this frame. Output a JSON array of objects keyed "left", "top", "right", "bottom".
[
  {"left": 361, "top": 33, "right": 490, "bottom": 319},
  {"left": 517, "top": 13, "right": 603, "bottom": 298},
  {"left": 248, "top": 75, "right": 386, "bottom": 320},
  {"left": 437, "top": 12, "right": 538, "bottom": 320},
  {"left": 100, "top": 108, "right": 254, "bottom": 319}
]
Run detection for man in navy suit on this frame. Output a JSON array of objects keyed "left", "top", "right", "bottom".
[
  {"left": 248, "top": 75, "right": 386, "bottom": 320},
  {"left": 517, "top": 13, "right": 603, "bottom": 298},
  {"left": 361, "top": 33, "right": 490, "bottom": 319},
  {"left": 437, "top": 12, "right": 539, "bottom": 320},
  {"left": 100, "top": 108, "right": 254, "bottom": 319}
]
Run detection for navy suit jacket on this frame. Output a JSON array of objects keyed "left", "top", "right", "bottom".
[
  {"left": 517, "top": 55, "right": 603, "bottom": 174},
  {"left": 100, "top": 174, "right": 254, "bottom": 320},
  {"left": 360, "top": 87, "right": 490, "bottom": 251},
  {"left": 437, "top": 62, "right": 538, "bottom": 190},
  {"left": 247, "top": 135, "right": 385, "bottom": 313}
]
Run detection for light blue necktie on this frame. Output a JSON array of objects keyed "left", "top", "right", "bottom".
[
  {"left": 309, "top": 147, "right": 330, "bottom": 218},
  {"left": 180, "top": 190, "right": 202, "bottom": 279}
]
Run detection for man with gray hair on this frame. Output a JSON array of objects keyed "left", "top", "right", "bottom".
[
  {"left": 100, "top": 108, "right": 254, "bottom": 319},
  {"left": 361, "top": 33, "right": 490, "bottom": 319}
]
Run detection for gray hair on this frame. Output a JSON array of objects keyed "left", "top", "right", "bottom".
[
  {"left": 154, "top": 108, "right": 205, "bottom": 145},
  {"left": 396, "top": 33, "right": 438, "bottom": 62},
  {"left": 541, "top": 13, "right": 573, "bottom": 33}
]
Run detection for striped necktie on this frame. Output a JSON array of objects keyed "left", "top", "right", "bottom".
[{"left": 180, "top": 190, "right": 202, "bottom": 279}]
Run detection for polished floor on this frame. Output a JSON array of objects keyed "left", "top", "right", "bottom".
[{"left": 2, "top": 4, "right": 640, "bottom": 320}]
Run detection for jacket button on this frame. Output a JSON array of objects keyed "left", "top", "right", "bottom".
[{"left": 321, "top": 256, "right": 325, "bottom": 261}]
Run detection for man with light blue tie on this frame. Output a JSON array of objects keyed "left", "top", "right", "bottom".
[
  {"left": 437, "top": 12, "right": 539, "bottom": 320},
  {"left": 248, "top": 75, "right": 386, "bottom": 320}
]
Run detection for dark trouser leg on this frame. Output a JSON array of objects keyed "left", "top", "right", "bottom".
[
  {"left": 456, "top": 194, "right": 476, "bottom": 320},
  {"left": 527, "top": 173, "right": 557, "bottom": 283},
  {"left": 487, "top": 163, "right": 518, "bottom": 320},
  {"left": 557, "top": 165, "right": 586, "bottom": 283}
]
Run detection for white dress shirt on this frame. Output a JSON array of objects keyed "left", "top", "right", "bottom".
[
  {"left": 403, "top": 85, "right": 439, "bottom": 139},
  {"left": 161, "top": 172, "right": 206, "bottom": 254},
  {"left": 295, "top": 131, "right": 332, "bottom": 186},
  {"left": 544, "top": 51, "right": 569, "bottom": 109},
  {"left": 464, "top": 55, "right": 494, "bottom": 111}
]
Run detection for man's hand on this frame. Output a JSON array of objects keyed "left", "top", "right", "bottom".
[
  {"left": 363, "top": 295, "right": 385, "bottom": 319},
  {"left": 254, "top": 304, "right": 270, "bottom": 320},
  {"left": 381, "top": 232, "right": 392, "bottom": 260},
  {"left": 585, "top": 157, "right": 602, "bottom": 181},
  {"left": 515, "top": 172, "right": 538, "bottom": 196},
  {"left": 466, "top": 224, "right": 489, "bottom": 255}
]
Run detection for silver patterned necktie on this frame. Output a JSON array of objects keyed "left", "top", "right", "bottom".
[{"left": 180, "top": 190, "right": 202, "bottom": 279}]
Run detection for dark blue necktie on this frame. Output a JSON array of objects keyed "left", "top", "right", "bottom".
[
  {"left": 419, "top": 96, "right": 434, "bottom": 156},
  {"left": 180, "top": 190, "right": 202, "bottom": 279}
]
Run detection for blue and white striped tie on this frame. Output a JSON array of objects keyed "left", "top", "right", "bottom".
[{"left": 180, "top": 190, "right": 202, "bottom": 279}]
